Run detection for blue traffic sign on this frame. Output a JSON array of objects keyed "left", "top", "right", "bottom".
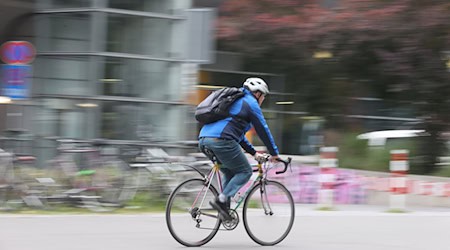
[{"left": 1, "top": 64, "right": 32, "bottom": 99}]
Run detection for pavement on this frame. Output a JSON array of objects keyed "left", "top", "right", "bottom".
[{"left": 0, "top": 205, "right": 449, "bottom": 250}]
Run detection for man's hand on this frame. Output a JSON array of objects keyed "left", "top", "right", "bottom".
[
  {"left": 269, "top": 155, "right": 281, "bottom": 163},
  {"left": 254, "top": 152, "right": 268, "bottom": 162}
]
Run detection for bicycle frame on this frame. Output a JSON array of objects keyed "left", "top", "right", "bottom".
[
  {"left": 166, "top": 156, "right": 293, "bottom": 246},
  {"left": 193, "top": 161, "right": 268, "bottom": 217},
  {"left": 230, "top": 164, "right": 266, "bottom": 210}
]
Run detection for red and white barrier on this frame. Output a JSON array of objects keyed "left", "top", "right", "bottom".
[
  {"left": 310, "top": 147, "right": 449, "bottom": 208},
  {"left": 367, "top": 178, "right": 450, "bottom": 196},
  {"left": 432, "top": 182, "right": 446, "bottom": 197},
  {"left": 414, "top": 181, "right": 433, "bottom": 196},
  {"left": 318, "top": 147, "right": 338, "bottom": 208},
  {"left": 389, "top": 150, "right": 409, "bottom": 210},
  {"left": 359, "top": 158, "right": 449, "bottom": 208},
  {"left": 445, "top": 183, "right": 450, "bottom": 197}
]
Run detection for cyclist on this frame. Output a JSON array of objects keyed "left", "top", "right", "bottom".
[{"left": 198, "top": 77, "right": 280, "bottom": 220}]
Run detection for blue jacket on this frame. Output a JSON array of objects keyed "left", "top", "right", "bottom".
[{"left": 199, "top": 88, "right": 279, "bottom": 156}]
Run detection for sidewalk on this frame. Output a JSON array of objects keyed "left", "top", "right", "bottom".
[{"left": 294, "top": 204, "right": 450, "bottom": 216}]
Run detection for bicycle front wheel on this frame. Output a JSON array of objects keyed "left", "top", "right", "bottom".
[
  {"left": 165, "top": 178, "right": 220, "bottom": 247},
  {"left": 243, "top": 180, "right": 295, "bottom": 246}
]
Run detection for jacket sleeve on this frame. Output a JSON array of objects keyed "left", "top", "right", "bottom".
[
  {"left": 239, "top": 136, "right": 257, "bottom": 155},
  {"left": 247, "top": 101, "right": 280, "bottom": 156}
]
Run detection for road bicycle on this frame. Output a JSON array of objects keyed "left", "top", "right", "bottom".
[{"left": 165, "top": 152, "right": 295, "bottom": 247}]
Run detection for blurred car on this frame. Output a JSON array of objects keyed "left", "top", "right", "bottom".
[{"left": 356, "top": 130, "right": 426, "bottom": 146}]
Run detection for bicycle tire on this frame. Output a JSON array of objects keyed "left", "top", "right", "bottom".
[
  {"left": 243, "top": 180, "right": 295, "bottom": 246},
  {"left": 166, "top": 178, "right": 221, "bottom": 247},
  {"left": 94, "top": 159, "right": 133, "bottom": 206},
  {"left": 0, "top": 156, "right": 13, "bottom": 208}
]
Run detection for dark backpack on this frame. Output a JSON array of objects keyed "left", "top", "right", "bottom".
[{"left": 195, "top": 87, "right": 245, "bottom": 124}]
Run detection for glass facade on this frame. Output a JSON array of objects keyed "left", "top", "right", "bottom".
[
  {"left": 109, "top": 0, "right": 175, "bottom": 14},
  {"left": 106, "top": 15, "right": 173, "bottom": 56},
  {"left": 2, "top": 0, "right": 309, "bottom": 164},
  {"left": 28, "top": 0, "right": 197, "bottom": 165}
]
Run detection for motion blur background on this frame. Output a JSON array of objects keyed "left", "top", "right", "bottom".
[
  {"left": 0, "top": 6, "right": 448, "bottom": 250},
  {"left": 0, "top": 0, "right": 449, "bottom": 177}
]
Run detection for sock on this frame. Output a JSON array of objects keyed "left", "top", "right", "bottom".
[{"left": 218, "top": 193, "right": 226, "bottom": 203}]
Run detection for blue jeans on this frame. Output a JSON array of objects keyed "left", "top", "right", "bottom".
[{"left": 198, "top": 137, "right": 252, "bottom": 198}]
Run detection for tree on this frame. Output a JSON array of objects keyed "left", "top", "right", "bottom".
[{"left": 217, "top": 0, "right": 450, "bottom": 173}]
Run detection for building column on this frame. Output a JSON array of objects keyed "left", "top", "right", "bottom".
[{"left": 89, "top": 0, "right": 108, "bottom": 138}]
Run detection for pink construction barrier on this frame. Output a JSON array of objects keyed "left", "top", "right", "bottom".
[{"left": 266, "top": 163, "right": 367, "bottom": 204}]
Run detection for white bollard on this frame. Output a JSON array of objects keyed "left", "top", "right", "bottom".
[
  {"left": 318, "top": 147, "right": 338, "bottom": 209},
  {"left": 389, "top": 150, "right": 409, "bottom": 211}
]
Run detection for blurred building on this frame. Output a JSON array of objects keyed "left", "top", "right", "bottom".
[
  {"left": 0, "top": 0, "right": 216, "bottom": 165},
  {"left": 0, "top": 0, "right": 340, "bottom": 163}
]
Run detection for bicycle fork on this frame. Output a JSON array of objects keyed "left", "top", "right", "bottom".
[{"left": 259, "top": 181, "right": 274, "bottom": 216}]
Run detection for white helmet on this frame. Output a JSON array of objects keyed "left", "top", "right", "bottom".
[{"left": 243, "top": 77, "right": 269, "bottom": 95}]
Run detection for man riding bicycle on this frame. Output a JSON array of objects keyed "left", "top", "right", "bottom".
[{"left": 198, "top": 77, "right": 280, "bottom": 221}]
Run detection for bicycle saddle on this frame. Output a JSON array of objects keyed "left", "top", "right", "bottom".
[{"left": 199, "top": 145, "right": 222, "bottom": 164}]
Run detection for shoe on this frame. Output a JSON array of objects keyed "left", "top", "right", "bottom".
[{"left": 210, "top": 198, "right": 232, "bottom": 221}]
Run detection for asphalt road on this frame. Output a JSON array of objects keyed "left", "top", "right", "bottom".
[{"left": 0, "top": 207, "right": 449, "bottom": 250}]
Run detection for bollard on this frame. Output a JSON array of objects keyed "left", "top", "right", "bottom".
[
  {"left": 446, "top": 183, "right": 450, "bottom": 198},
  {"left": 430, "top": 182, "right": 450, "bottom": 207},
  {"left": 318, "top": 147, "right": 338, "bottom": 209},
  {"left": 389, "top": 150, "right": 409, "bottom": 211}
]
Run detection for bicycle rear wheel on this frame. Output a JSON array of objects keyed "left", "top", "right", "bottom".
[
  {"left": 165, "top": 178, "right": 220, "bottom": 247},
  {"left": 243, "top": 180, "right": 295, "bottom": 246},
  {"left": 94, "top": 159, "right": 133, "bottom": 206}
]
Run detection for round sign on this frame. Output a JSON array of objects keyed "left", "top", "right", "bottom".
[{"left": 0, "top": 41, "right": 36, "bottom": 64}]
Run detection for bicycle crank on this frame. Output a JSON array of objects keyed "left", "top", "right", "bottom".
[{"left": 222, "top": 209, "right": 239, "bottom": 230}]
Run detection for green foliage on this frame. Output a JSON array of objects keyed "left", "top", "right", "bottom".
[
  {"left": 337, "top": 133, "right": 422, "bottom": 173},
  {"left": 0, "top": 192, "right": 169, "bottom": 215},
  {"left": 219, "top": 0, "right": 450, "bottom": 169},
  {"left": 316, "top": 207, "right": 336, "bottom": 211},
  {"left": 385, "top": 209, "right": 408, "bottom": 213},
  {"left": 431, "top": 166, "right": 450, "bottom": 177},
  {"left": 247, "top": 200, "right": 261, "bottom": 209}
]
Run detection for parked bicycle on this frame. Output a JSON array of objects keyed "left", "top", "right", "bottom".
[
  {"left": 0, "top": 149, "right": 46, "bottom": 210},
  {"left": 45, "top": 138, "right": 136, "bottom": 210},
  {"left": 126, "top": 144, "right": 211, "bottom": 197},
  {"left": 165, "top": 153, "right": 295, "bottom": 247}
]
